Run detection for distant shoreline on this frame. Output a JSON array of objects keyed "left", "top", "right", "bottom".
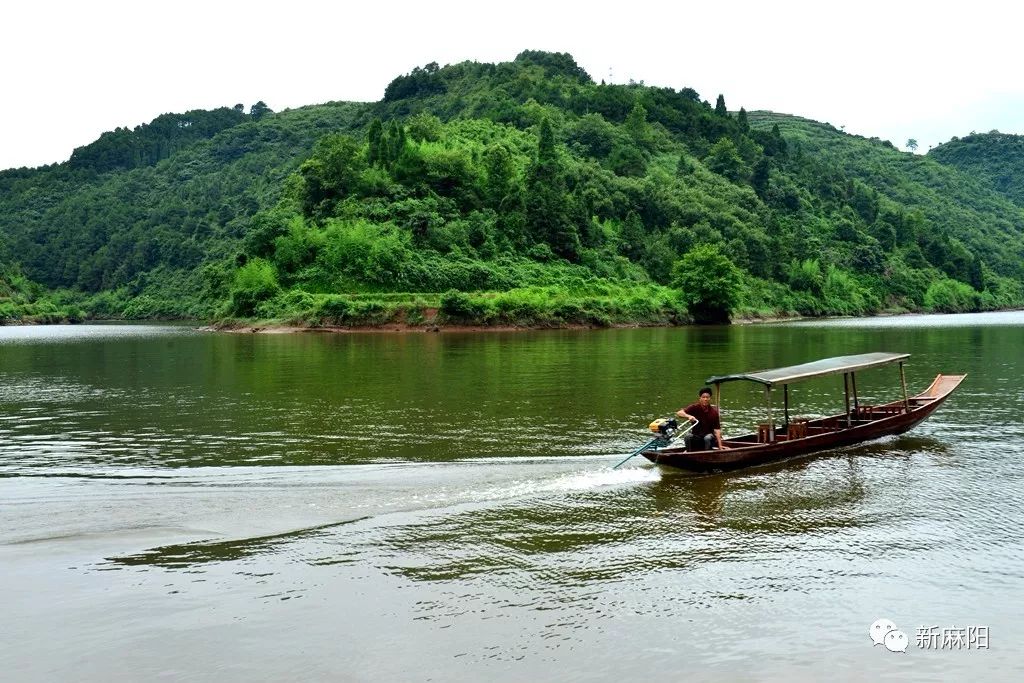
[
  {"left": 201, "top": 313, "right": 824, "bottom": 334},
  {"left": 7, "top": 308, "right": 1022, "bottom": 334}
]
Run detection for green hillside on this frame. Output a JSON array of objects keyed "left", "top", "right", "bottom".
[
  {"left": 1, "top": 51, "right": 1022, "bottom": 326},
  {"left": 748, "top": 113, "right": 1024, "bottom": 305},
  {"left": 929, "top": 131, "right": 1024, "bottom": 207},
  {"left": 0, "top": 100, "right": 367, "bottom": 320}
]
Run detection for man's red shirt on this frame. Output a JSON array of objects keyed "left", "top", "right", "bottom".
[{"left": 683, "top": 402, "right": 721, "bottom": 438}]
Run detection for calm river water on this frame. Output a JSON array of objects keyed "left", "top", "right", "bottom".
[{"left": 2, "top": 314, "right": 1023, "bottom": 681}]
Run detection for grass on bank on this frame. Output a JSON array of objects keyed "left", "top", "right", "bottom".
[{"left": 4, "top": 261, "right": 1021, "bottom": 327}]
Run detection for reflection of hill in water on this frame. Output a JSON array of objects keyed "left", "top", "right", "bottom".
[
  {"left": 99, "top": 434, "right": 949, "bottom": 585},
  {"left": 103, "top": 518, "right": 366, "bottom": 569},
  {"left": 370, "top": 450, "right": 922, "bottom": 587}
]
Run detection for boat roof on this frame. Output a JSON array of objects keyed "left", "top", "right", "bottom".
[{"left": 705, "top": 352, "right": 910, "bottom": 387}]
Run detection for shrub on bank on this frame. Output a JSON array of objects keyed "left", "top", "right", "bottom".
[
  {"left": 924, "top": 278, "right": 981, "bottom": 313},
  {"left": 439, "top": 289, "right": 492, "bottom": 322},
  {"left": 229, "top": 259, "right": 280, "bottom": 317}
]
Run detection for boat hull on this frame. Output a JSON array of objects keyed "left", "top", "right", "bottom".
[{"left": 641, "top": 374, "right": 965, "bottom": 473}]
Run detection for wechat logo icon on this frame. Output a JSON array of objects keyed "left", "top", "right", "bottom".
[{"left": 870, "top": 618, "right": 908, "bottom": 653}]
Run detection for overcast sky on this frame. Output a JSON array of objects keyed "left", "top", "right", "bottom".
[{"left": 4, "top": 0, "right": 1023, "bottom": 170}]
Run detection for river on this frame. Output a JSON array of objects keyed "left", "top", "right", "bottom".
[{"left": 2, "top": 313, "right": 1022, "bottom": 681}]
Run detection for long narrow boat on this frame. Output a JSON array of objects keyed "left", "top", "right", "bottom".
[{"left": 642, "top": 352, "right": 965, "bottom": 473}]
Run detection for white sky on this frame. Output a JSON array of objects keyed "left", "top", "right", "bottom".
[{"left": 3, "top": 0, "right": 1023, "bottom": 170}]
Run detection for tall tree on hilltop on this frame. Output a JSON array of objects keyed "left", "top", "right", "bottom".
[
  {"left": 737, "top": 107, "right": 749, "bottom": 133},
  {"left": 715, "top": 94, "right": 728, "bottom": 117},
  {"left": 250, "top": 101, "right": 272, "bottom": 120}
]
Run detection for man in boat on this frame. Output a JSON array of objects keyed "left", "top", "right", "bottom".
[{"left": 677, "top": 387, "right": 728, "bottom": 451}]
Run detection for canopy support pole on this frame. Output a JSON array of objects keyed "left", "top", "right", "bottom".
[
  {"left": 843, "top": 373, "right": 851, "bottom": 427},
  {"left": 851, "top": 372, "right": 859, "bottom": 419},
  {"left": 899, "top": 362, "right": 910, "bottom": 412},
  {"left": 715, "top": 382, "right": 723, "bottom": 435},
  {"left": 715, "top": 382, "right": 721, "bottom": 410},
  {"left": 783, "top": 384, "right": 790, "bottom": 428},
  {"left": 765, "top": 386, "right": 774, "bottom": 442}
]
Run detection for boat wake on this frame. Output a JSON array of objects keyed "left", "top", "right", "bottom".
[
  {"left": 463, "top": 464, "right": 660, "bottom": 502},
  {"left": 1, "top": 455, "right": 662, "bottom": 553}
]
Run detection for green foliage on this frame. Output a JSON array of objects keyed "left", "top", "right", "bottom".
[
  {"left": 671, "top": 244, "right": 742, "bottom": 323},
  {"left": 316, "top": 219, "right": 413, "bottom": 289},
  {"left": 704, "top": 137, "right": 749, "bottom": 182},
  {"left": 366, "top": 119, "right": 384, "bottom": 164},
  {"left": 526, "top": 118, "right": 580, "bottom": 260},
  {"left": 2, "top": 52, "right": 1023, "bottom": 326},
  {"left": 786, "top": 258, "right": 824, "bottom": 293},
  {"left": 737, "top": 108, "right": 749, "bottom": 133},
  {"left": 406, "top": 112, "right": 443, "bottom": 143},
  {"left": 383, "top": 62, "right": 446, "bottom": 101},
  {"left": 312, "top": 295, "right": 395, "bottom": 325},
  {"left": 439, "top": 289, "right": 490, "bottom": 321},
  {"left": 229, "top": 258, "right": 280, "bottom": 316},
  {"left": 714, "top": 95, "right": 727, "bottom": 117},
  {"left": 68, "top": 107, "right": 249, "bottom": 172},
  {"left": 930, "top": 132, "right": 1024, "bottom": 207},
  {"left": 924, "top": 278, "right": 981, "bottom": 313},
  {"left": 250, "top": 101, "right": 273, "bottom": 121},
  {"left": 512, "top": 50, "right": 592, "bottom": 82},
  {"left": 298, "top": 134, "right": 369, "bottom": 217},
  {"left": 820, "top": 264, "right": 880, "bottom": 315}
]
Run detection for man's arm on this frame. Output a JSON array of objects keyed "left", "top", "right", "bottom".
[
  {"left": 714, "top": 428, "right": 728, "bottom": 449},
  {"left": 676, "top": 408, "right": 697, "bottom": 422}
]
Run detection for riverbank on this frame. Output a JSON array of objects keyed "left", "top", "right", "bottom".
[
  {"left": 202, "top": 311, "right": 863, "bottom": 334},
  {"left": 202, "top": 304, "right": 823, "bottom": 334},
  {"left": 202, "top": 319, "right": 682, "bottom": 335},
  {"left": 1, "top": 309, "right": 984, "bottom": 334}
]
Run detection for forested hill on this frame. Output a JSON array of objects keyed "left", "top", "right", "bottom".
[
  {"left": 1, "top": 50, "right": 1022, "bottom": 325},
  {"left": 929, "top": 132, "right": 1024, "bottom": 208},
  {"left": 0, "top": 100, "right": 368, "bottom": 318}
]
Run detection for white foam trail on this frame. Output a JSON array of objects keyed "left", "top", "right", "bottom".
[{"left": 466, "top": 466, "right": 660, "bottom": 502}]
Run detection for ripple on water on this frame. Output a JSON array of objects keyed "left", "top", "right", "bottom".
[{"left": 3, "top": 318, "right": 1024, "bottom": 680}]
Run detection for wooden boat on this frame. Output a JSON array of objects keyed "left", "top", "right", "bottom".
[{"left": 642, "top": 352, "right": 965, "bottom": 473}]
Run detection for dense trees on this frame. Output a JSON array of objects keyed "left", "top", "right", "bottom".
[
  {"left": 929, "top": 131, "right": 1024, "bottom": 206},
  {"left": 2, "top": 52, "right": 1023, "bottom": 325},
  {"left": 68, "top": 107, "right": 253, "bottom": 172},
  {"left": 526, "top": 118, "right": 580, "bottom": 260},
  {"left": 672, "top": 245, "right": 742, "bottom": 323}
]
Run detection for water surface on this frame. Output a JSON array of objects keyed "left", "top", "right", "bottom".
[{"left": 2, "top": 317, "right": 1022, "bottom": 681}]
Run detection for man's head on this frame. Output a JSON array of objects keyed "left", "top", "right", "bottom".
[{"left": 698, "top": 387, "right": 712, "bottom": 404}]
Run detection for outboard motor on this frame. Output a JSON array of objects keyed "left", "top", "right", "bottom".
[
  {"left": 613, "top": 417, "right": 687, "bottom": 469},
  {"left": 648, "top": 417, "right": 679, "bottom": 440}
]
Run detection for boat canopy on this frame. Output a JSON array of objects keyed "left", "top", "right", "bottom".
[{"left": 705, "top": 352, "right": 910, "bottom": 388}]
